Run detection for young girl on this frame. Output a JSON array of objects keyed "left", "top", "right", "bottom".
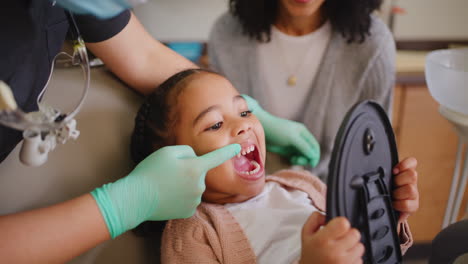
[{"left": 130, "top": 69, "right": 418, "bottom": 264}]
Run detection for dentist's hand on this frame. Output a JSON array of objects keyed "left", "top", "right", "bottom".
[
  {"left": 242, "top": 94, "right": 320, "bottom": 167},
  {"left": 54, "top": 0, "right": 135, "bottom": 19},
  {"left": 91, "top": 144, "right": 241, "bottom": 238}
]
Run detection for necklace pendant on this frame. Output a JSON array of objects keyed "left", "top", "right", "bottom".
[{"left": 287, "top": 75, "right": 297, "bottom": 86}]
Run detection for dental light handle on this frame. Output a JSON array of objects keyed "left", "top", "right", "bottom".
[
  {"left": 20, "top": 130, "right": 54, "bottom": 166},
  {"left": 18, "top": 119, "right": 80, "bottom": 166},
  {"left": 0, "top": 82, "right": 49, "bottom": 165},
  {"left": 0, "top": 81, "right": 81, "bottom": 166}
]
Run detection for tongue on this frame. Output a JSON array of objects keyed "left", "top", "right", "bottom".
[{"left": 233, "top": 155, "right": 252, "bottom": 172}]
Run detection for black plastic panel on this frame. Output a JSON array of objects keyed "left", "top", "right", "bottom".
[{"left": 327, "top": 100, "right": 402, "bottom": 264}]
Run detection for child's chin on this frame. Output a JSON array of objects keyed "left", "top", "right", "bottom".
[{"left": 243, "top": 177, "right": 266, "bottom": 197}]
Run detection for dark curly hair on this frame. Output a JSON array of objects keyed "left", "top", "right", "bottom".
[
  {"left": 229, "top": 0, "right": 383, "bottom": 43},
  {"left": 130, "top": 68, "right": 218, "bottom": 236}
]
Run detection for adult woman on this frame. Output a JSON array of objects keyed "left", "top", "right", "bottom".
[{"left": 209, "top": 0, "right": 395, "bottom": 180}]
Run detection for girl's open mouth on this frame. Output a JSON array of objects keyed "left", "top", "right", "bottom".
[{"left": 232, "top": 142, "right": 264, "bottom": 180}]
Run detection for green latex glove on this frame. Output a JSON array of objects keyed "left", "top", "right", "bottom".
[
  {"left": 91, "top": 144, "right": 241, "bottom": 238},
  {"left": 242, "top": 94, "right": 320, "bottom": 167}
]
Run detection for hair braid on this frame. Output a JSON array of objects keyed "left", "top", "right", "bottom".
[{"left": 130, "top": 101, "right": 152, "bottom": 164}]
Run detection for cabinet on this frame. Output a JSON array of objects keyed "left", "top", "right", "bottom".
[{"left": 392, "top": 83, "right": 465, "bottom": 242}]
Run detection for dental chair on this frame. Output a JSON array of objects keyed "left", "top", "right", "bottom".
[
  {"left": 429, "top": 219, "right": 468, "bottom": 264},
  {"left": 0, "top": 64, "right": 159, "bottom": 263}
]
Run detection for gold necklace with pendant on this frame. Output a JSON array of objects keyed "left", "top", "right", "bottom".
[
  {"left": 287, "top": 75, "right": 297, "bottom": 86},
  {"left": 275, "top": 27, "right": 313, "bottom": 87}
]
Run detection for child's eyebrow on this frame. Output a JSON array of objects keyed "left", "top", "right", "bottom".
[
  {"left": 193, "top": 95, "right": 246, "bottom": 127},
  {"left": 233, "top": 95, "right": 245, "bottom": 102},
  {"left": 193, "top": 105, "right": 220, "bottom": 127}
]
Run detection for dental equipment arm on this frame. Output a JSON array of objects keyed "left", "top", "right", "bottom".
[
  {"left": 242, "top": 94, "right": 320, "bottom": 167},
  {"left": 0, "top": 144, "right": 240, "bottom": 263},
  {"left": 0, "top": 24, "right": 87, "bottom": 166}
]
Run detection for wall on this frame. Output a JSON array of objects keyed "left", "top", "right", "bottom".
[
  {"left": 133, "top": 0, "right": 228, "bottom": 42},
  {"left": 134, "top": 0, "right": 468, "bottom": 42},
  {"left": 392, "top": 0, "right": 468, "bottom": 40}
]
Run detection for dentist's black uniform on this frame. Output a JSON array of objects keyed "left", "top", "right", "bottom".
[{"left": 0, "top": 0, "right": 130, "bottom": 163}]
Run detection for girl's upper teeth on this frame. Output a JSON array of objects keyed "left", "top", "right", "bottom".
[
  {"left": 241, "top": 145, "right": 255, "bottom": 156},
  {"left": 235, "top": 145, "right": 256, "bottom": 158}
]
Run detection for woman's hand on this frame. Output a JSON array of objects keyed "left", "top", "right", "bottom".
[
  {"left": 392, "top": 157, "right": 419, "bottom": 222},
  {"left": 299, "top": 212, "right": 364, "bottom": 264}
]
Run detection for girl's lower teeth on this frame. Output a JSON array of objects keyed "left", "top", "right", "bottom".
[{"left": 240, "top": 160, "right": 260, "bottom": 175}]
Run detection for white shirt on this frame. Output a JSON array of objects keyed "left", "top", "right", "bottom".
[
  {"left": 225, "top": 181, "right": 320, "bottom": 264},
  {"left": 257, "top": 21, "right": 331, "bottom": 120}
]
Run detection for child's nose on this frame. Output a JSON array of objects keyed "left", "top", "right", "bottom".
[{"left": 233, "top": 119, "right": 252, "bottom": 137}]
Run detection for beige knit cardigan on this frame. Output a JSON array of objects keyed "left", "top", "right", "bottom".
[{"left": 161, "top": 170, "right": 413, "bottom": 263}]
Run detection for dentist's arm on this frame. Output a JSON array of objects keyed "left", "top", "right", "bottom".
[
  {"left": 0, "top": 144, "right": 240, "bottom": 263},
  {"left": 85, "top": 12, "right": 196, "bottom": 95},
  {"left": 0, "top": 194, "right": 109, "bottom": 264}
]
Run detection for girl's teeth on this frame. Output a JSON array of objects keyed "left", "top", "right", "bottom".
[
  {"left": 240, "top": 145, "right": 256, "bottom": 156},
  {"left": 251, "top": 160, "right": 260, "bottom": 174},
  {"left": 240, "top": 160, "right": 260, "bottom": 175},
  {"left": 236, "top": 145, "right": 261, "bottom": 175}
]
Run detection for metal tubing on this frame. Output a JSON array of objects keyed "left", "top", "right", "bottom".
[
  {"left": 450, "top": 144, "right": 468, "bottom": 225},
  {"left": 443, "top": 139, "right": 465, "bottom": 229}
]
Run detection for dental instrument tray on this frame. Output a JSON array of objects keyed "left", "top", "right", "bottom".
[{"left": 326, "top": 100, "right": 402, "bottom": 264}]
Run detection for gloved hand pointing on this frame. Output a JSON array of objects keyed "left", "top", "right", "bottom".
[
  {"left": 91, "top": 144, "right": 241, "bottom": 238},
  {"left": 242, "top": 94, "right": 320, "bottom": 167}
]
